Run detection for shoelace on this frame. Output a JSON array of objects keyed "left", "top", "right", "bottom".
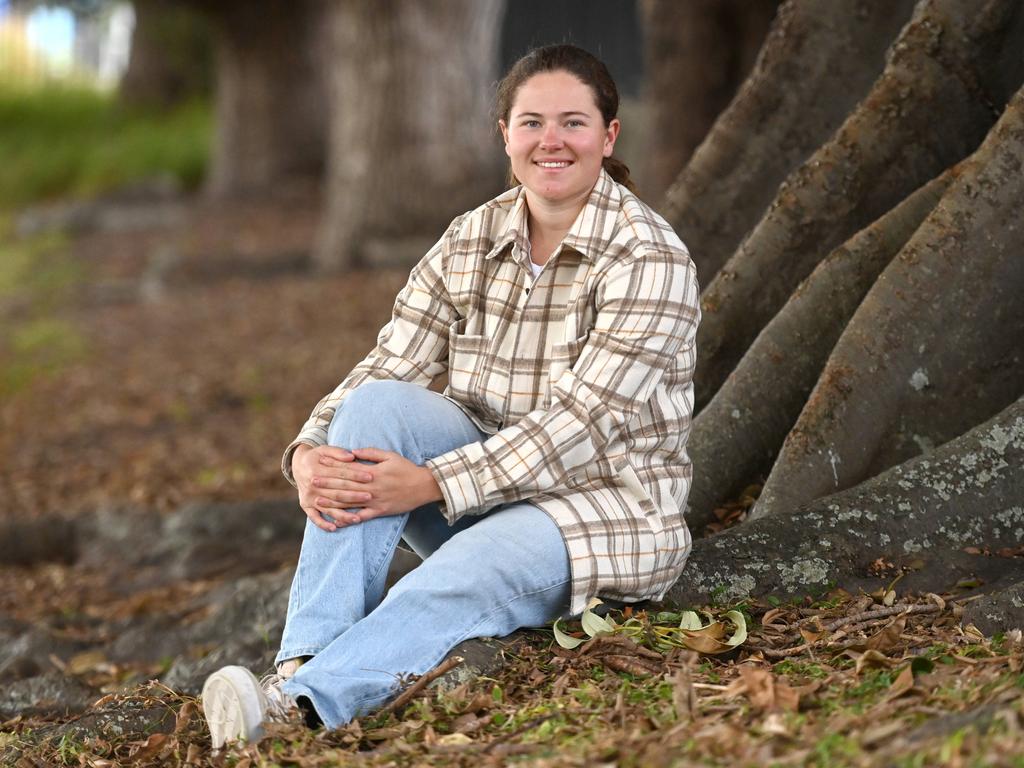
[{"left": 258, "top": 673, "right": 298, "bottom": 720}]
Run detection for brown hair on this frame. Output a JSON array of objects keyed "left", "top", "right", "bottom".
[{"left": 495, "top": 44, "right": 637, "bottom": 194}]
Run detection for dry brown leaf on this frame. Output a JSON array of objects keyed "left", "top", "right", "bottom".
[
  {"left": 800, "top": 626, "right": 825, "bottom": 644},
  {"left": 174, "top": 701, "right": 195, "bottom": 734},
  {"left": 887, "top": 665, "right": 915, "bottom": 699},
  {"left": 866, "top": 615, "right": 907, "bottom": 652},
  {"left": 728, "top": 667, "right": 800, "bottom": 712},
  {"left": 128, "top": 732, "right": 168, "bottom": 763},
  {"left": 850, "top": 649, "right": 897, "bottom": 674}
]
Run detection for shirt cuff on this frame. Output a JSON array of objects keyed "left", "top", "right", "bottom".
[
  {"left": 424, "top": 448, "right": 486, "bottom": 523},
  {"left": 281, "top": 437, "right": 324, "bottom": 486}
]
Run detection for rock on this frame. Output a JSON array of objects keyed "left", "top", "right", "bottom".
[
  {"left": 162, "top": 570, "right": 293, "bottom": 694},
  {"left": 78, "top": 499, "right": 304, "bottom": 586},
  {"left": 0, "top": 622, "right": 89, "bottom": 683},
  {"left": 0, "top": 672, "right": 95, "bottom": 719},
  {"left": 962, "top": 581, "right": 1024, "bottom": 636}
]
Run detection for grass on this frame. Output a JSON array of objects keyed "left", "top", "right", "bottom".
[
  {"left": 0, "top": 83, "right": 210, "bottom": 210},
  {"left": 0, "top": 83, "right": 209, "bottom": 394},
  {"left": 0, "top": 217, "right": 88, "bottom": 395}
]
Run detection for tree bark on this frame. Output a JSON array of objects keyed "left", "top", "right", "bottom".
[
  {"left": 314, "top": 0, "right": 505, "bottom": 271},
  {"left": 753, "top": 84, "right": 1024, "bottom": 518},
  {"left": 694, "top": 0, "right": 1024, "bottom": 409},
  {"left": 685, "top": 170, "right": 953, "bottom": 532},
  {"left": 200, "top": 0, "right": 328, "bottom": 197},
  {"left": 669, "top": 394, "right": 1024, "bottom": 607},
  {"left": 639, "top": 0, "right": 777, "bottom": 202},
  {"left": 659, "top": 0, "right": 917, "bottom": 288},
  {"left": 119, "top": 0, "right": 213, "bottom": 110}
]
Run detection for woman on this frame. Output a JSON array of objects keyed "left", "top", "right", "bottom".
[{"left": 202, "top": 43, "right": 700, "bottom": 747}]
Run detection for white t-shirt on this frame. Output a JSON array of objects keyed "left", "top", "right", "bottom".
[{"left": 529, "top": 260, "right": 543, "bottom": 281}]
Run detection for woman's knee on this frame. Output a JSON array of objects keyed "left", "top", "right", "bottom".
[{"left": 326, "top": 380, "right": 420, "bottom": 447}]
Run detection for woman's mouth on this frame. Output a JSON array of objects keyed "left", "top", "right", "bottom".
[{"left": 535, "top": 160, "right": 573, "bottom": 169}]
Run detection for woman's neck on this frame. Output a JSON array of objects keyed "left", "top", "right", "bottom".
[{"left": 525, "top": 190, "right": 588, "bottom": 265}]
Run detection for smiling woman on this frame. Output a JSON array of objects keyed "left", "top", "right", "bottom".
[{"left": 201, "top": 43, "right": 701, "bottom": 748}]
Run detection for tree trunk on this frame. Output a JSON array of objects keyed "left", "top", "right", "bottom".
[
  {"left": 314, "top": 0, "right": 505, "bottom": 271},
  {"left": 669, "top": 394, "right": 1024, "bottom": 607},
  {"left": 685, "top": 170, "right": 953, "bottom": 532},
  {"left": 693, "top": 0, "right": 1024, "bottom": 409},
  {"left": 201, "top": 0, "right": 328, "bottom": 197},
  {"left": 659, "top": 0, "right": 917, "bottom": 288},
  {"left": 753, "top": 85, "right": 1024, "bottom": 518},
  {"left": 119, "top": 0, "right": 213, "bottom": 110},
  {"left": 639, "top": 0, "right": 777, "bottom": 202}
]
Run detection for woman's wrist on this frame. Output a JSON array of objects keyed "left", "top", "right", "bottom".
[{"left": 419, "top": 466, "right": 444, "bottom": 505}]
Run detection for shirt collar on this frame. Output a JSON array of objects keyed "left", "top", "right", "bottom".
[{"left": 484, "top": 168, "right": 621, "bottom": 262}]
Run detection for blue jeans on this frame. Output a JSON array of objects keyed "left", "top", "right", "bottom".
[{"left": 277, "top": 380, "right": 572, "bottom": 728}]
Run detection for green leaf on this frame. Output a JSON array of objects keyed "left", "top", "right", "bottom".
[
  {"left": 553, "top": 618, "right": 585, "bottom": 649},
  {"left": 581, "top": 606, "right": 615, "bottom": 638}
]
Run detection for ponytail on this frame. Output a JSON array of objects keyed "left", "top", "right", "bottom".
[{"left": 602, "top": 156, "right": 637, "bottom": 195}]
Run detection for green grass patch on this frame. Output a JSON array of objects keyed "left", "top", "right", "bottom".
[
  {"left": 0, "top": 84, "right": 209, "bottom": 210},
  {"left": 0, "top": 225, "right": 88, "bottom": 395}
]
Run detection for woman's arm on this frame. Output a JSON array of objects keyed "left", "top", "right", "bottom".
[
  {"left": 424, "top": 249, "right": 700, "bottom": 522},
  {"left": 281, "top": 216, "right": 464, "bottom": 487}
]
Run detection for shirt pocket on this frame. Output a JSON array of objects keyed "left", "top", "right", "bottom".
[
  {"left": 547, "top": 331, "right": 590, "bottom": 396},
  {"left": 447, "top": 319, "right": 507, "bottom": 429}
]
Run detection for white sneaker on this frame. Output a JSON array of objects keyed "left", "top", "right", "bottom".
[{"left": 201, "top": 665, "right": 297, "bottom": 750}]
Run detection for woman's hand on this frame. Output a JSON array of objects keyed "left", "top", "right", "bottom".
[
  {"left": 292, "top": 444, "right": 373, "bottom": 532},
  {"left": 335, "top": 448, "right": 443, "bottom": 521}
]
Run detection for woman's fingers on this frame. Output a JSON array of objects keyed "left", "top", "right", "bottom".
[
  {"left": 312, "top": 470, "right": 373, "bottom": 487},
  {"left": 351, "top": 447, "right": 395, "bottom": 462},
  {"left": 318, "top": 447, "right": 354, "bottom": 462},
  {"left": 315, "top": 491, "right": 371, "bottom": 507},
  {"left": 302, "top": 504, "right": 337, "bottom": 532}
]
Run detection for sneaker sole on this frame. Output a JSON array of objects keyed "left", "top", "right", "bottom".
[{"left": 201, "top": 666, "right": 266, "bottom": 750}]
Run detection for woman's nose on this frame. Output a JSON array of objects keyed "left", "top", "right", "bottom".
[{"left": 540, "top": 124, "right": 563, "bottom": 147}]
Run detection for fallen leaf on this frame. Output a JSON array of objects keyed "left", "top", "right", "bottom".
[
  {"left": 727, "top": 667, "right": 799, "bottom": 712},
  {"left": 887, "top": 665, "right": 915, "bottom": 699},
  {"left": 849, "top": 649, "right": 896, "bottom": 674},
  {"left": 866, "top": 615, "right": 906, "bottom": 652},
  {"left": 437, "top": 732, "right": 474, "bottom": 746}
]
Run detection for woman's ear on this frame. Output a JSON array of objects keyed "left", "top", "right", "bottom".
[
  {"left": 603, "top": 118, "right": 621, "bottom": 158},
  {"left": 499, "top": 120, "right": 511, "bottom": 157}
]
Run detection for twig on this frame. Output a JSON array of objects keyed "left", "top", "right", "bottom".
[
  {"left": 377, "top": 655, "right": 464, "bottom": 715},
  {"left": 578, "top": 633, "right": 664, "bottom": 661},
  {"left": 774, "top": 604, "right": 941, "bottom": 647}
]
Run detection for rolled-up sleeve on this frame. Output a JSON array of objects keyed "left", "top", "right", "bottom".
[{"left": 425, "top": 249, "right": 700, "bottom": 521}]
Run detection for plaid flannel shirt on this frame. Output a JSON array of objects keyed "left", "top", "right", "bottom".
[{"left": 283, "top": 170, "right": 700, "bottom": 615}]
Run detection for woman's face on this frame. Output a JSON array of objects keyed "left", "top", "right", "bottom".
[{"left": 499, "top": 70, "right": 619, "bottom": 208}]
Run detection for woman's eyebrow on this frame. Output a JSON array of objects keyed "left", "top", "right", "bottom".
[{"left": 513, "top": 110, "right": 592, "bottom": 119}]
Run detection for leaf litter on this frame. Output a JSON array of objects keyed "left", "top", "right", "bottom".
[{"left": 5, "top": 589, "right": 1024, "bottom": 767}]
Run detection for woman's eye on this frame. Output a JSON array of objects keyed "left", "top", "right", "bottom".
[
  {"left": 523, "top": 120, "right": 541, "bottom": 128},
  {"left": 567, "top": 120, "right": 584, "bottom": 128}
]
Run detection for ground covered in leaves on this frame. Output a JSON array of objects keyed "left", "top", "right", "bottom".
[
  {"left": 2, "top": 189, "right": 1023, "bottom": 766},
  {"left": 6, "top": 593, "right": 1024, "bottom": 767}
]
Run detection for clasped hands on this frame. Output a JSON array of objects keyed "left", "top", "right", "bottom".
[{"left": 292, "top": 444, "right": 443, "bottom": 532}]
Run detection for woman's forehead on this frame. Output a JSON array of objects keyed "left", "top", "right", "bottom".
[{"left": 511, "top": 71, "right": 598, "bottom": 115}]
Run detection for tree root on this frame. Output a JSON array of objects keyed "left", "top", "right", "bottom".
[
  {"left": 755, "top": 85, "right": 1024, "bottom": 518},
  {"left": 669, "top": 395, "right": 1024, "bottom": 606},
  {"left": 686, "top": 170, "right": 952, "bottom": 530}
]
